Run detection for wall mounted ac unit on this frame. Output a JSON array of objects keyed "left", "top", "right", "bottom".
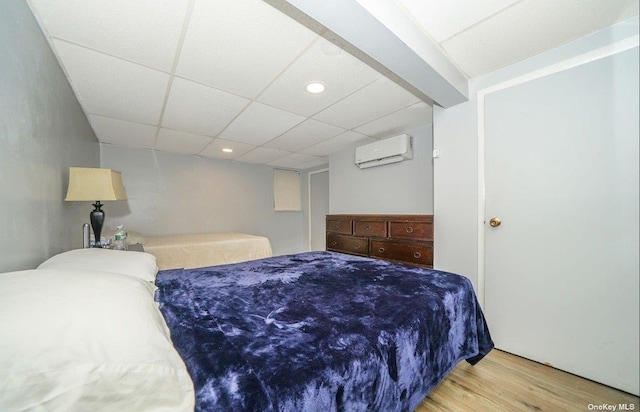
[{"left": 355, "top": 134, "right": 413, "bottom": 169}]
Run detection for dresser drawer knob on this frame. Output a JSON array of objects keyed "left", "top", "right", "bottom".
[
  {"left": 366, "top": 225, "right": 371, "bottom": 231},
  {"left": 335, "top": 223, "right": 341, "bottom": 228},
  {"left": 332, "top": 241, "right": 337, "bottom": 246},
  {"left": 413, "top": 252, "right": 421, "bottom": 259},
  {"left": 406, "top": 227, "right": 414, "bottom": 233},
  {"left": 378, "top": 247, "right": 385, "bottom": 253},
  {"left": 354, "top": 243, "right": 360, "bottom": 249}
]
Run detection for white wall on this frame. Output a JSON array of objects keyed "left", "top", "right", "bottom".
[
  {"left": 100, "top": 145, "right": 306, "bottom": 256},
  {"left": 0, "top": 0, "right": 100, "bottom": 272},
  {"left": 329, "top": 124, "right": 433, "bottom": 214},
  {"left": 433, "top": 18, "right": 639, "bottom": 290}
]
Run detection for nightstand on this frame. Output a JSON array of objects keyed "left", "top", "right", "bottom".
[{"left": 127, "top": 243, "right": 145, "bottom": 252}]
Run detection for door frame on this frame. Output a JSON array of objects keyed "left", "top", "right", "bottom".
[
  {"left": 475, "top": 35, "right": 639, "bottom": 308},
  {"left": 307, "top": 168, "right": 329, "bottom": 251}
]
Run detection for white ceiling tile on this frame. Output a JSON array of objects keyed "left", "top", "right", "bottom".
[
  {"left": 235, "top": 147, "right": 291, "bottom": 164},
  {"left": 354, "top": 102, "right": 433, "bottom": 138},
  {"left": 442, "top": 0, "right": 639, "bottom": 78},
  {"left": 300, "top": 131, "right": 374, "bottom": 157},
  {"left": 175, "top": 0, "right": 318, "bottom": 98},
  {"left": 155, "top": 128, "right": 213, "bottom": 155},
  {"left": 268, "top": 153, "right": 328, "bottom": 169},
  {"left": 313, "top": 77, "right": 420, "bottom": 129},
  {"left": 161, "top": 77, "right": 249, "bottom": 137},
  {"left": 28, "top": 0, "right": 188, "bottom": 71},
  {"left": 257, "top": 36, "right": 382, "bottom": 116},
  {"left": 199, "top": 139, "right": 256, "bottom": 160},
  {"left": 88, "top": 115, "right": 157, "bottom": 149},
  {"left": 397, "top": 0, "right": 518, "bottom": 42},
  {"left": 30, "top": 0, "right": 631, "bottom": 165},
  {"left": 219, "top": 102, "right": 305, "bottom": 146},
  {"left": 296, "top": 158, "right": 330, "bottom": 170},
  {"left": 263, "top": 119, "right": 345, "bottom": 152},
  {"left": 52, "top": 40, "right": 169, "bottom": 124}
]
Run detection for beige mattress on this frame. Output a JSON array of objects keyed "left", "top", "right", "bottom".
[{"left": 143, "top": 233, "right": 273, "bottom": 270}]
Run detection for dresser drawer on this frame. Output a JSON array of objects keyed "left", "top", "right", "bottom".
[
  {"left": 388, "top": 221, "right": 433, "bottom": 240},
  {"left": 327, "top": 233, "right": 368, "bottom": 256},
  {"left": 353, "top": 220, "right": 387, "bottom": 237},
  {"left": 370, "top": 240, "right": 433, "bottom": 267},
  {"left": 326, "top": 218, "right": 352, "bottom": 235}
]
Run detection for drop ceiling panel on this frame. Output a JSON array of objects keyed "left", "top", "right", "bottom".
[
  {"left": 263, "top": 119, "right": 345, "bottom": 152},
  {"left": 52, "top": 40, "right": 169, "bottom": 124},
  {"left": 28, "top": 0, "right": 188, "bottom": 71},
  {"left": 313, "top": 77, "right": 420, "bottom": 129},
  {"left": 300, "top": 131, "right": 374, "bottom": 157},
  {"left": 219, "top": 102, "right": 305, "bottom": 146},
  {"left": 442, "top": 0, "right": 639, "bottom": 77},
  {"left": 155, "top": 128, "right": 213, "bottom": 155},
  {"left": 161, "top": 77, "right": 250, "bottom": 137},
  {"left": 268, "top": 153, "right": 328, "bottom": 169},
  {"left": 28, "top": 0, "right": 634, "bottom": 170},
  {"left": 88, "top": 115, "right": 157, "bottom": 149},
  {"left": 397, "top": 0, "right": 518, "bottom": 42},
  {"left": 257, "top": 37, "right": 383, "bottom": 116},
  {"left": 175, "top": 0, "right": 318, "bottom": 99},
  {"left": 296, "top": 158, "right": 330, "bottom": 170},
  {"left": 236, "top": 147, "right": 291, "bottom": 164},
  {"left": 355, "top": 102, "right": 433, "bottom": 138},
  {"left": 199, "top": 139, "right": 256, "bottom": 159}
]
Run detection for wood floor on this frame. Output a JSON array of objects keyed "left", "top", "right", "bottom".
[{"left": 415, "top": 349, "right": 639, "bottom": 411}]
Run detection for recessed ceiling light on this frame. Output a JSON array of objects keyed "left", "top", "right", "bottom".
[
  {"left": 222, "top": 148, "right": 233, "bottom": 153},
  {"left": 306, "top": 82, "right": 326, "bottom": 94}
]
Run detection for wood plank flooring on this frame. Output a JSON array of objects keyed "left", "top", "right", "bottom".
[{"left": 415, "top": 349, "right": 639, "bottom": 411}]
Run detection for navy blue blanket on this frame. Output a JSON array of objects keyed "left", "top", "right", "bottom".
[{"left": 155, "top": 251, "right": 493, "bottom": 411}]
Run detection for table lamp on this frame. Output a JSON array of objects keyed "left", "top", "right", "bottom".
[{"left": 65, "top": 167, "right": 128, "bottom": 248}]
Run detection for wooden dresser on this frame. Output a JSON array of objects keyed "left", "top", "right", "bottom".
[{"left": 326, "top": 214, "right": 433, "bottom": 267}]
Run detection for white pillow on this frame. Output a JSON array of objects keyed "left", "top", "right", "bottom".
[
  {"left": 38, "top": 248, "right": 158, "bottom": 282},
  {"left": 0, "top": 269, "right": 194, "bottom": 411}
]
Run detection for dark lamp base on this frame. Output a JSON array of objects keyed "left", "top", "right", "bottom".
[{"left": 90, "top": 201, "right": 105, "bottom": 248}]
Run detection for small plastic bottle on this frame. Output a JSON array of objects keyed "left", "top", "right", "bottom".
[
  {"left": 113, "top": 225, "right": 128, "bottom": 251},
  {"left": 83, "top": 223, "right": 90, "bottom": 248}
]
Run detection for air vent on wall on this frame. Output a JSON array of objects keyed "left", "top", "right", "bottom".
[{"left": 355, "top": 134, "right": 413, "bottom": 169}]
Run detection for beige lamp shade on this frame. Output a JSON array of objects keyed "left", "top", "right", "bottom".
[{"left": 65, "top": 167, "right": 128, "bottom": 201}]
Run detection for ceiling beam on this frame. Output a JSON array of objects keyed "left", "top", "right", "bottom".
[{"left": 270, "top": 0, "right": 468, "bottom": 107}]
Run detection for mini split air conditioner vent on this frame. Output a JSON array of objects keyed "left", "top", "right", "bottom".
[{"left": 355, "top": 134, "right": 413, "bottom": 169}]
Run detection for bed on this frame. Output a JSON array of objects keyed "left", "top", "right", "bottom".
[
  {"left": 155, "top": 251, "right": 494, "bottom": 411},
  {"left": 142, "top": 232, "right": 273, "bottom": 270},
  {"left": 0, "top": 248, "right": 492, "bottom": 411}
]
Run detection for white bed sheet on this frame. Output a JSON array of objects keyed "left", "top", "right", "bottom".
[{"left": 143, "top": 232, "right": 273, "bottom": 270}]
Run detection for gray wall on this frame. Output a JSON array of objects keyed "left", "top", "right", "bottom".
[
  {"left": 0, "top": 0, "right": 100, "bottom": 272},
  {"left": 328, "top": 124, "right": 433, "bottom": 214},
  {"left": 432, "top": 18, "right": 639, "bottom": 290},
  {"left": 100, "top": 145, "right": 306, "bottom": 256}
]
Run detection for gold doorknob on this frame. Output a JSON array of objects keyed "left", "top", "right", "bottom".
[{"left": 489, "top": 217, "right": 502, "bottom": 227}]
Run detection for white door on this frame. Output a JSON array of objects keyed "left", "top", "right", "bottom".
[
  {"left": 309, "top": 170, "right": 329, "bottom": 251},
  {"left": 483, "top": 47, "right": 639, "bottom": 394}
]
